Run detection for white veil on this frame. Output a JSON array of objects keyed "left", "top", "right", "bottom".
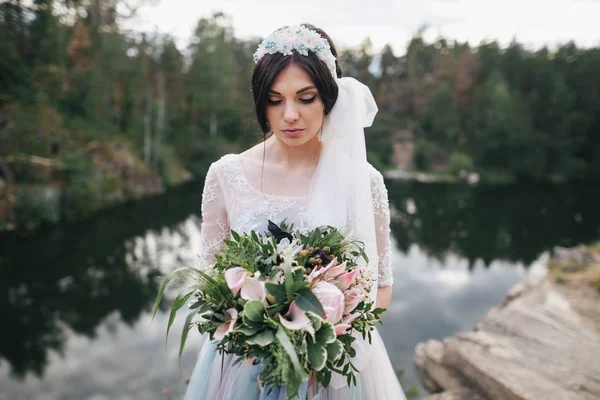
[
  {"left": 307, "top": 76, "right": 378, "bottom": 295},
  {"left": 306, "top": 77, "right": 379, "bottom": 388}
]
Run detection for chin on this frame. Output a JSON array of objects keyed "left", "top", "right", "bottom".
[{"left": 276, "top": 132, "right": 319, "bottom": 147}]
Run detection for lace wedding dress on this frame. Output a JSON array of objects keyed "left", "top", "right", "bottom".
[{"left": 184, "top": 154, "right": 405, "bottom": 400}]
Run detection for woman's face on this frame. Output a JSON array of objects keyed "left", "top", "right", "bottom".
[{"left": 265, "top": 64, "right": 325, "bottom": 147}]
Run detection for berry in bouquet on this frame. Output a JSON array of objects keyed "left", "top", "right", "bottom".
[{"left": 153, "top": 220, "right": 385, "bottom": 399}]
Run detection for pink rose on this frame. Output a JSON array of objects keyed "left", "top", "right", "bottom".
[{"left": 312, "top": 281, "right": 345, "bottom": 324}]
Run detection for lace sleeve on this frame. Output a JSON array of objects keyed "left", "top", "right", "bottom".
[
  {"left": 198, "top": 162, "right": 230, "bottom": 268},
  {"left": 370, "top": 167, "right": 393, "bottom": 287}
]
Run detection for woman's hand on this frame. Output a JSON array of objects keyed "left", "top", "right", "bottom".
[{"left": 376, "top": 285, "right": 393, "bottom": 311}]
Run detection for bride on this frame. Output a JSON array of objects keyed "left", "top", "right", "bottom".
[{"left": 184, "top": 24, "right": 406, "bottom": 400}]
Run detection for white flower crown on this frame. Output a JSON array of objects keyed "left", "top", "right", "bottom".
[{"left": 253, "top": 25, "right": 337, "bottom": 78}]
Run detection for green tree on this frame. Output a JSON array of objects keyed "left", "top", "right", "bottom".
[
  {"left": 468, "top": 71, "right": 541, "bottom": 178},
  {"left": 420, "top": 86, "right": 461, "bottom": 146}
]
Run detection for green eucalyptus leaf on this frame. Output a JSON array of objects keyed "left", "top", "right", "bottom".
[
  {"left": 348, "top": 347, "right": 356, "bottom": 358},
  {"left": 246, "top": 330, "right": 275, "bottom": 347},
  {"left": 212, "top": 312, "right": 225, "bottom": 321},
  {"left": 295, "top": 288, "right": 325, "bottom": 318},
  {"left": 243, "top": 300, "right": 265, "bottom": 323},
  {"left": 343, "top": 362, "right": 350, "bottom": 375},
  {"left": 197, "top": 302, "right": 212, "bottom": 315},
  {"left": 235, "top": 325, "right": 259, "bottom": 336},
  {"left": 188, "top": 299, "right": 203, "bottom": 310}
]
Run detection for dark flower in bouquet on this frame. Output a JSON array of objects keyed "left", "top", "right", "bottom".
[{"left": 153, "top": 221, "right": 385, "bottom": 399}]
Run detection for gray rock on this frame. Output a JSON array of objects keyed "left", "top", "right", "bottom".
[
  {"left": 553, "top": 245, "right": 600, "bottom": 270},
  {"left": 414, "top": 340, "right": 464, "bottom": 393},
  {"left": 414, "top": 277, "right": 600, "bottom": 400}
]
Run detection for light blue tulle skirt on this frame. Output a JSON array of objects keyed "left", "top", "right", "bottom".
[{"left": 184, "top": 329, "right": 406, "bottom": 400}]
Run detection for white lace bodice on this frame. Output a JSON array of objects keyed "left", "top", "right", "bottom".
[{"left": 199, "top": 154, "right": 394, "bottom": 287}]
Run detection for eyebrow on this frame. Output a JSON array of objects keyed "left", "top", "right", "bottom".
[{"left": 268, "top": 86, "right": 317, "bottom": 95}]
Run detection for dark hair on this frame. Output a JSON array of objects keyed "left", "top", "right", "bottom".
[{"left": 251, "top": 24, "right": 343, "bottom": 133}]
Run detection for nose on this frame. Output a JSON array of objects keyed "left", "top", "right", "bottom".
[{"left": 283, "top": 102, "right": 299, "bottom": 123}]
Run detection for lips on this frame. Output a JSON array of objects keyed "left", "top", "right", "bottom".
[{"left": 282, "top": 128, "right": 304, "bottom": 137}]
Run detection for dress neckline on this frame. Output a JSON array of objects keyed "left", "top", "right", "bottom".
[{"left": 233, "top": 154, "right": 309, "bottom": 200}]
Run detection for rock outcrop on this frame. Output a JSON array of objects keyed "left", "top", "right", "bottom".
[{"left": 414, "top": 246, "right": 600, "bottom": 400}]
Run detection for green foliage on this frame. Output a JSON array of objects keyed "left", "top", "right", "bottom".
[
  {"left": 154, "top": 221, "right": 383, "bottom": 398},
  {"left": 413, "top": 138, "right": 447, "bottom": 171},
  {"left": 449, "top": 152, "right": 474, "bottom": 175},
  {"left": 0, "top": 103, "right": 70, "bottom": 158},
  {"left": 14, "top": 185, "right": 60, "bottom": 226},
  {"left": 295, "top": 288, "right": 325, "bottom": 317},
  {"left": 365, "top": 113, "right": 405, "bottom": 169},
  {"left": 2, "top": 1, "right": 600, "bottom": 231},
  {"left": 152, "top": 143, "right": 188, "bottom": 186},
  {"left": 60, "top": 156, "right": 103, "bottom": 221},
  {"left": 420, "top": 86, "right": 460, "bottom": 145}
]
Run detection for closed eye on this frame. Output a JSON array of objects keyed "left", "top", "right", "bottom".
[
  {"left": 267, "top": 98, "right": 283, "bottom": 105},
  {"left": 300, "top": 96, "right": 317, "bottom": 104}
]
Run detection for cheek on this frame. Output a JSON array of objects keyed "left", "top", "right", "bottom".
[
  {"left": 265, "top": 106, "right": 276, "bottom": 125},
  {"left": 308, "top": 101, "right": 325, "bottom": 126}
]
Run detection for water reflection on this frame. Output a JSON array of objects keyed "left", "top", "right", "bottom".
[
  {"left": 387, "top": 181, "right": 600, "bottom": 266},
  {"left": 0, "top": 180, "right": 204, "bottom": 381},
  {"left": 0, "top": 180, "right": 599, "bottom": 398},
  {"left": 125, "top": 215, "right": 203, "bottom": 276}
]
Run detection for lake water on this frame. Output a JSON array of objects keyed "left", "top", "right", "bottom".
[{"left": 1, "top": 179, "right": 599, "bottom": 399}]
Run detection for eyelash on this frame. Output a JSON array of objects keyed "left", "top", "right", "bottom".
[{"left": 267, "top": 96, "right": 317, "bottom": 105}]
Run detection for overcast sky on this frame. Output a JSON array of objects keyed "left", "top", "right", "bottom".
[{"left": 129, "top": 0, "right": 600, "bottom": 54}]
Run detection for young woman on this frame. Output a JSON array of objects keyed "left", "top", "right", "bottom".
[{"left": 184, "top": 24, "right": 405, "bottom": 400}]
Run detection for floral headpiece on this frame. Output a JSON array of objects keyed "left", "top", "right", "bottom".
[{"left": 253, "top": 25, "right": 337, "bottom": 78}]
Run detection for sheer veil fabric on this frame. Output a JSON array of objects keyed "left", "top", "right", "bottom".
[
  {"left": 305, "top": 77, "right": 380, "bottom": 387},
  {"left": 308, "top": 76, "right": 379, "bottom": 297}
]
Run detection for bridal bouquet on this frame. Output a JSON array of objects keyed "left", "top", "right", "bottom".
[{"left": 153, "top": 221, "right": 385, "bottom": 399}]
